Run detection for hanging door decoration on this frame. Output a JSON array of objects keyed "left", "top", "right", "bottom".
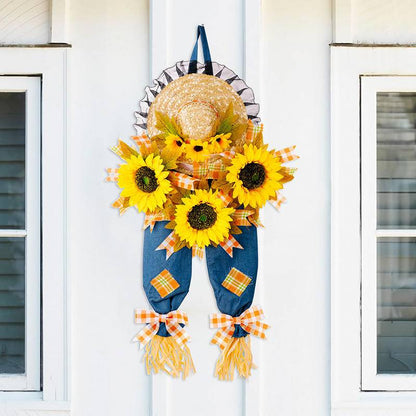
[{"left": 106, "top": 25, "right": 298, "bottom": 380}]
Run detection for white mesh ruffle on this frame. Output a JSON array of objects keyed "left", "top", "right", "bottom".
[{"left": 134, "top": 60, "right": 261, "bottom": 133}]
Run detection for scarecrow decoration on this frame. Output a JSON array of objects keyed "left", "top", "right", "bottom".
[{"left": 106, "top": 26, "right": 298, "bottom": 380}]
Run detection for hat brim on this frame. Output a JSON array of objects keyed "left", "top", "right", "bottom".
[{"left": 135, "top": 60, "right": 260, "bottom": 135}]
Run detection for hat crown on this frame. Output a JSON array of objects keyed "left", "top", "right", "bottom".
[{"left": 177, "top": 100, "right": 218, "bottom": 140}]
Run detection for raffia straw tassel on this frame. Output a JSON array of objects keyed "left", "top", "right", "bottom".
[
  {"left": 144, "top": 335, "right": 195, "bottom": 379},
  {"left": 215, "top": 335, "right": 256, "bottom": 381}
]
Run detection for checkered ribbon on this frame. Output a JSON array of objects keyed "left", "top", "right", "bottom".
[
  {"left": 268, "top": 192, "right": 287, "bottom": 211},
  {"left": 111, "top": 139, "right": 138, "bottom": 161},
  {"left": 219, "top": 234, "right": 243, "bottom": 257},
  {"left": 192, "top": 159, "right": 227, "bottom": 180},
  {"left": 245, "top": 120, "right": 263, "bottom": 143},
  {"left": 144, "top": 211, "right": 173, "bottom": 231},
  {"left": 219, "top": 150, "right": 235, "bottom": 160},
  {"left": 112, "top": 196, "right": 129, "bottom": 215},
  {"left": 132, "top": 133, "right": 152, "bottom": 152},
  {"left": 217, "top": 190, "right": 233, "bottom": 207},
  {"left": 168, "top": 171, "right": 198, "bottom": 190},
  {"left": 249, "top": 216, "right": 264, "bottom": 227},
  {"left": 275, "top": 145, "right": 299, "bottom": 163},
  {"left": 209, "top": 305, "right": 269, "bottom": 350},
  {"left": 156, "top": 231, "right": 179, "bottom": 260},
  {"left": 105, "top": 167, "right": 119, "bottom": 182},
  {"left": 192, "top": 245, "right": 204, "bottom": 259},
  {"left": 232, "top": 209, "right": 255, "bottom": 226},
  {"left": 133, "top": 309, "right": 190, "bottom": 348}
]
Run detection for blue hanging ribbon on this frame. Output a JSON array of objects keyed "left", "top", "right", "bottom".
[{"left": 188, "top": 25, "right": 213, "bottom": 75}]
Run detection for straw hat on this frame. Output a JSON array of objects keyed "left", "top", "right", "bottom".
[
  {"left": 135, "top": 61, "right": 260, "bottom": 144},
  {"left": 146, "top": 73, "right": 248, "bottom": 142}
]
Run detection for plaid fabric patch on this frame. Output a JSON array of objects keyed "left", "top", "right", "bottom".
[
  {"left": 275, "top": 145, "right": 299, "bottom": 163},
  {"left": 156, "top": 231, "right": 180, "bottom": 260},
  {"left": 268, "top": 192, "right": 287, "bottom": 211},
  {"left": 219, "top": 234, "right": 243, "bottom": 257},
  {"left": 209, "top": 305, "right": 269, "bottom": 350},
  {"left": 143, "top": 211, "right": 172, "bottom": 231},
  {"left": 232, "top": 209, "right": 255, "bottom": 226},
  {"left": 133, "top": 309, "right": 190, "bottom": 347},
  {"left": 168, "top": 171, "right": 198, "bottom": 190},
  {"left": 150, "top": 269, "right": 180, "bottom": 298},
  {"left": 105, "top": 167, "right": 119, "bottom": 182},
  {"left": 245, "top": 120, "right": 263, "bottom": 143},
  {"left": 112, "top": 196, "right": 130, "bottom": 215},
  {"left": 222, "top": 267, "right": 252, "bottom": 297},
  {"left": 192, "top": 245, "right": 204, "bottom": 259},
  {"left": 132, "top": 132, "right": 152, "bottom": 152}
]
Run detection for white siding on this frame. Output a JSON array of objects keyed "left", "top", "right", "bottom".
[
  {"left": 352, "top": 0, "right": 416, "bottom": 44},
  {"left": 0, "top": 0, "right": 49, "bottom": 45}
]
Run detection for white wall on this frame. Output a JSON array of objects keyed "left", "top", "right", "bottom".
[
  {"left": 67, "top": 0, "right": 332, "bottom": 414},
  {"left": 261, "top": 1, "right": 331, "bottom": 415},
  {"left": 69, "top": 1, "right": 151, "bottom": 415}
]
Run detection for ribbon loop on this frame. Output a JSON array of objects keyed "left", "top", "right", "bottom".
[
  {"left": 133, "top": 309, "right": 190, "bottom": 348},
  {"left": 209, "top": 306, "right": 269, "bottom": 350}
]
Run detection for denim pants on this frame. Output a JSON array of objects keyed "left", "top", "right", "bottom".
[{"left": 143, "top": 221, "right": 258, "bottom": 338}]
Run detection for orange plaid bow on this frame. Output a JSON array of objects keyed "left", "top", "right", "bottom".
[
  {"left": 209, "top": 305, "right": 269, "bottom": 350},
  {"left": 133, "top": 309, "right": 190, "bottom": 348}
]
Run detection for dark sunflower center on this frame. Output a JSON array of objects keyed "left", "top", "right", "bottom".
[
  {"left": 194, "top": 145, "right": 204, "bottom": 152},
  {"left": 239, "top": 162, "right": 266, "bottom": 190},
  {"left": 135, "top": 166, "right": 158, "bottom": 193},
  {"left": 176, "top": 140, "right": 183, "bottom": 147},
  {"left": 216, "top": 137, "right": 222, "bottom": 143},
  {"left": 187, "top": 203, "right": 217, "bottom": 230}
]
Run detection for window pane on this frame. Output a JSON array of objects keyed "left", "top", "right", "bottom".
[
  {"left": 0, "top": 93, "right": 25, "bottom": 229},
  {"left": 0, "top": 238, "right": 24, "bottom": 374},
  {"left": 378, "top": 237, "right": 416, "bottom": 374},
  {"left": 377, "top": 92, "right": 416, "bottom": 229}
]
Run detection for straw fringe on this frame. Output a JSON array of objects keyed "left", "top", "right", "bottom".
[
  {"left": 144, "top": 335, "right": 195, "bottom": 379},
  {"left": 214, "top": 335, "right": 256, "bottom": 381}
]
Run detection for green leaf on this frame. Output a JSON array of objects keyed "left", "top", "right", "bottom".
[
  {"left": 155, "top": 111, "right": 181, "bottom": 137},
  {"left": 217, "top": 103, "right": 238, "bottom": 134}
]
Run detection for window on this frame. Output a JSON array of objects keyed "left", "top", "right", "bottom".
[
  {"left": 331, "top": 47, "right": 416, "bottom": 411},
  {"left": 0, "top": 49, "right": 69, "bottom": 409},
  {"left": 0, "top": 77, "right": 40, "bottom": 390},
  {"left": 362, "top": 76, "right": 416, "bottom": 390}
]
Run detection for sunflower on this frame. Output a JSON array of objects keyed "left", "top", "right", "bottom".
[
  {"left": 208, "top": 133, "right": 232, "bottom": 153},
  {"left": 174, "top": 190, "right": 235, "bottom": 248},
  {"left": 184, "top": 139, "right": 209, "bottom": 162},
  {"left": 118, "top": 153, "right": 172, "bottom": 213},
  {"left": 165, "top": 134, "right": 185, "bottom": 154},
  {"left": 226, "top": 144, "right": 283, "bottom": 208}
]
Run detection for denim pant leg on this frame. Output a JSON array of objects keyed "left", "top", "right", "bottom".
[
  {"left": 143, "top": 221, "right": 192, "bottom": 336},
  {"left": 205, "top": 226, "right": 258, "bottom": 337}
]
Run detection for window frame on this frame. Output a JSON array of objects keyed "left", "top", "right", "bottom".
[
  {"left": 0, "top": 76, "right": 41, "bottom": 391},
  {"left": 331, "top": 46, "right": 416, "bottom": 413},
  {"left": 0, "top": 47, "right": 69, "bottom": 412},
  {"left": 361, "top": 75, "right": 416, "bottom": 391}
]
